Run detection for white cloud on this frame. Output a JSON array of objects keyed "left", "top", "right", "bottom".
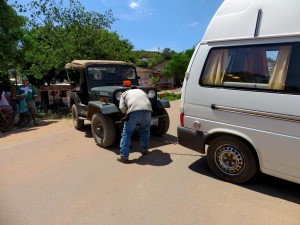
[
  {"left": 129, "top": 0, "right": 153, "bottom": 15},
  {"left": 100, "top": 0, "right": 155, "bottom": 21},
  {"left": 112, "top": 0, "right": 155, "bottom": 21},
  {"left": 186, "top": 22, "right": 200, "bottom": 27},
  {"left": 129, "top": 1, "right": 139, "bottom": 9}
]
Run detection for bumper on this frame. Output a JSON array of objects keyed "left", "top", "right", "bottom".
[{"left": 177, "top": 126, "right": 207, "bottom": 154}]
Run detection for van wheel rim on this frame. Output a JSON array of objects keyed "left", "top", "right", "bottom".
[{"left": 215, "top": 145, "right": 245, "bottom": 175}]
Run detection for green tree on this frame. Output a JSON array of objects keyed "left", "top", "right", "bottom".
[
  {"left": 14, "top": 0, "right": 134, "bottom": 83},
  {"left": 135, "top": 60, "right": 149, "bottom": 68},
  {"left": 161, "top": 48, "right": 175, "bottom": 60},
  {"left": 147, "top": 53, "right": 164, "bottom": 68},
  {"left": 0, "top": 74, "right": 12, "bottom": 92},
  {"left": 162, "top": 48, "right": 194, "bottom": 87},
  {"left": 133, "top": 50, "right": 164, "bottom": 69},
  {"left": 0, "top": 0, "right": 26, "bottom": 72},
  {"left": 150, "top": 75, "right": 160, "bottom": 86}
]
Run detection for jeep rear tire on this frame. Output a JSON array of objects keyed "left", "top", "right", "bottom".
[
  {"left": 151, "top": 108, "right": 170, "bottom": 136},
  {"left": 91, "top": 112, "right": 116, "bottom": 148},
  {"left": 72, "top": 104, "right": 84, "bottom": 130}
]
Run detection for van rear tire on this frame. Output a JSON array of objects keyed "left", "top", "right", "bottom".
[{"left": 207, "top": 136, "right": 258, "bottom": 184}]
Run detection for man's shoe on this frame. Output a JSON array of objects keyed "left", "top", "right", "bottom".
[
  {"left": 141, "top": 150, "right": 150, "bottom": 155},
  {"left": 117, "top": 156, "right": 129, "bottom": 163}
]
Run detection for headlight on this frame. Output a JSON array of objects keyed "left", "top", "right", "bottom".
[
  {"left": 115, "top": 91, "right": 123, "bottom": 101},
  {"left": 148, "top": 90, "right": 156, "bottom": 99}
]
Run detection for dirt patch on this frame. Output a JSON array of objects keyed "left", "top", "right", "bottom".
[{"left": 0, "top": 119, "right": 73, "bottom": 147}]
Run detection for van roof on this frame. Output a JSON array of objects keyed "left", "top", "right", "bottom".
[
  {"left": 202, "top": 0, "right": 300, "bottom": 42},
  {"left": 65, "top": 60, "right": 134, "bottom": 70}
]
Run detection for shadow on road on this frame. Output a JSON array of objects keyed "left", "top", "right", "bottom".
[
  {"left": 130, "top": 149, "right": 172, "bottom": 166},
  {"left": 189, "top": 157, "right": 300, "bottom": 204},
  {"left": 98, "top": 133, "right": 178, "bottom": 166},
  {"left": 76, "top": 125, "right": 176, "bottom": 166},
  {"left": 0, "top": 119, "right": 60, "bottom": 138},
  {"left": 80, "top": 124, "right": 93, "bottom": 138}
]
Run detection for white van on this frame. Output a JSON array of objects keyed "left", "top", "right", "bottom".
[{"left": 178, "top": 0, "right": 300, "bottom": 184}]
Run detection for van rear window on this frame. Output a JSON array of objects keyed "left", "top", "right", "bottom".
[{"left": 200, "top": 43, "right": 300, "bottom": 94}]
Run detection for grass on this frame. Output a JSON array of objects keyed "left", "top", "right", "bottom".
[
  {"left": 37, "top": 110, "right": 71, "bottom": 120},
  {"left": 159, "top": 91, "right": 181, "bottom": 101}
]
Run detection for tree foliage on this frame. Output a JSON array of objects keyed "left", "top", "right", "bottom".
[
  {"left": 0, "top": 0, "right": 26, "bottom": 72},
  {"left": 162, "top": 48, "right": 194, "bottom": 86},
  {"left": 134, "top": 48, "right": 173, "bottom": 69},
  {"left": 0, "top": 73, "right": 12, "bottom": 93},
  {"left": 14, "top": 0, "right": 134, "bottom": 83},
  {"left": 161, "top": 48, "right": 175, "bottom": 60}
]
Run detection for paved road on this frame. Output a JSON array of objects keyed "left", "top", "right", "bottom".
[{"left": 0, "top": 100, "right": 299, "bottom": 225}]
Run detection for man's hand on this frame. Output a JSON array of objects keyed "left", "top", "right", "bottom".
[{"left": 120, "top": 115, "right": 129, "bottom": 121}]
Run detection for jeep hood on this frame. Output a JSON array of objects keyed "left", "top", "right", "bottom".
[{"left": 90, "top": 86, "right": 129, "bottom": 95}]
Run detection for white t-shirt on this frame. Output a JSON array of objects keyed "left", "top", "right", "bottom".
[
  {"left": 119, "top": 89, "right": 152, "bottom": 114},
  {"left": 0, "top": 91, "right": 10, "bottom": 107}
]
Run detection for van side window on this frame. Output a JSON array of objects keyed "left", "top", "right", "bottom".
[
  {"left": 200, "top": 44, "right": 300, "bottom": 93},
  {"left": 285, "top": 43, "right": 300, "bottom": 92}
]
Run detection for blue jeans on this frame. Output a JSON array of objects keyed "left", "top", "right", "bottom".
[{"left": 120, "top": 110, "right": 151, "bottom": 158}]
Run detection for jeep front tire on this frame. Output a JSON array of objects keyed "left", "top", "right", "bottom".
[
  {"left": 151, "top": 108, "right": 170, "bottom": 136},
  {"left": 91, "top": 112, "right": 116, "bottom": 148}
]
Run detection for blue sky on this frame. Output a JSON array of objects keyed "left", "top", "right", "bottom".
[{"left": 8, "top": 0, "right": 224, "bottom": 52}]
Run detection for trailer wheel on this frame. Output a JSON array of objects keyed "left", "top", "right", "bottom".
[
  {"left": 91, "top": 112, "right": 116, "bottom": 148},
  {"left": 72, "top": 104, "right": 84, "bottom": 130},
  {"left": 207, "top": 136, "right": 258, "bottom": 184}
]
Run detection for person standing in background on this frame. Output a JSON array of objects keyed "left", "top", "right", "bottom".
[
  {"left": 0, "top": 87, "right": 11, "bottom": 110},
  {"left": 0, "top": 82, "right": 13, "bottom": 130},
  {"left": 17, "top": 76, "right": 38, "bottom": 125},
  {"left": 18, "top": 94, "right": 31, "bottom": 127}
]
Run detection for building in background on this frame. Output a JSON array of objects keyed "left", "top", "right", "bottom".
[
  {"left": 136, "top": 61, "right": 174, "bottom": 90},
  {"left": 38, "top": 83, "right": 73, "bottom": 108}
]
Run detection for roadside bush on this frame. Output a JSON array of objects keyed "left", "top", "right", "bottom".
[
  {"left": 160, "top": 92, "right": 181, "bottom": 101},
  {"left": 37, "top": 110, "right": 71, "bottom": 119}
]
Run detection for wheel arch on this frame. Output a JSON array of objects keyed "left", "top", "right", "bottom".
[{"left": 87, "top": 101, "right": 119, "bottom": 120}]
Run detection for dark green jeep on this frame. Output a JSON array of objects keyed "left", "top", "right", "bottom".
[{"left": 65, "top": 60, "right": 170, "bottom": 147}]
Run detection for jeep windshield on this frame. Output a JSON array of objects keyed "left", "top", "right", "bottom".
[{"left": 87, "top": 65, "right": 137, "bottom": 85}]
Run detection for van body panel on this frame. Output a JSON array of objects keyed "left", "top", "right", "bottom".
[
  {"left": 179, "top": 0, "right": 300, "bottom": 184},
  {"left": 182, "top": 69, "right": 300, "bottom": 182},
  {"left": 180, "top": 43, "right": 201, "bottom": 113},
  {"left": 203, "top": 0, "right": 300, "bottom": 42}
]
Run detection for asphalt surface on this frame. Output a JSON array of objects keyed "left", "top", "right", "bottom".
[{"left": 0, "top": 100, "right": 300, "bottom": 225}]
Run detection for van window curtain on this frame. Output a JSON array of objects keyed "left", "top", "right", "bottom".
[
  {"left": 268, "top": 46, "right": 291, "bottom": 90},
  {"left": 202, "top": 49, "right": 228, "bottom": 85},
  {"left": 245, "top": 48, "right": 268, "bottom": 77}
]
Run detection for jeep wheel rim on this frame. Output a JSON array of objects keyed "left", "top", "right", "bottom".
[{"left": 94, "top": 121, "right": 104, "bottom": 139}]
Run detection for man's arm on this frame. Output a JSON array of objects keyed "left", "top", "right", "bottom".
[{"left": 119, "top": 93, "right": 128, "bottom": 114}]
